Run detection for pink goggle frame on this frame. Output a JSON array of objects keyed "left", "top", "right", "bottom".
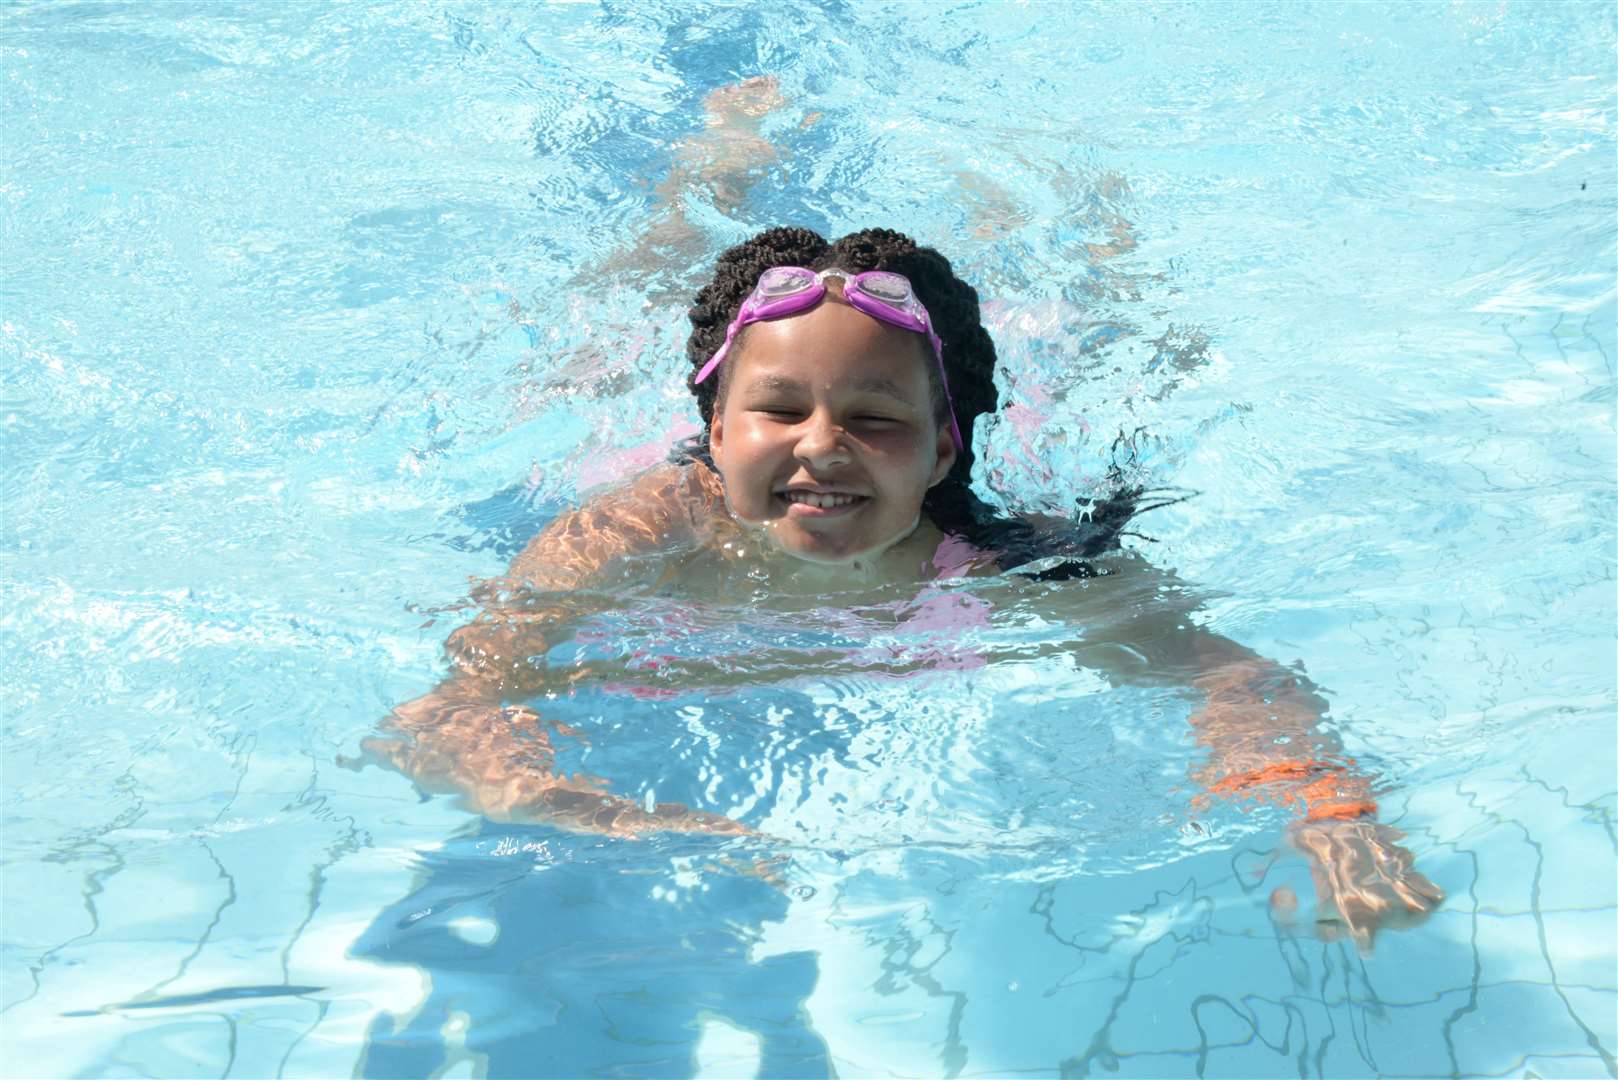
[{"left": 693, "top": 266, "right": 964, "bottom": 453}]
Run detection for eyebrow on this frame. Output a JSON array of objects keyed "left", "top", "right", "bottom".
[{"left": 746, "top": 373, "right": 919, "bottom": 404}]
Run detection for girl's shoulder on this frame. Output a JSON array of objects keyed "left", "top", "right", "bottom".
[
  {"left": 593, "top": 457, "right": 724, "bottom": 517},
  {"left": 506, "top": 460, "right": 728, "bottom": 590}
]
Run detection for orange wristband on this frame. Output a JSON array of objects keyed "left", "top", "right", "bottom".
[{"left": 1203, "top": 758, "right": 1377, "bottom": 821}]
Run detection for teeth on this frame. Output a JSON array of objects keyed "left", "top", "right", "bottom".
[{"left": 783, "top": 491, "right": 859, "bottom": 509}]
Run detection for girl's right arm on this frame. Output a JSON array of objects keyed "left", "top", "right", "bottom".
[{"left": 362, "top": 463, "right": 745, "bottom": 835}]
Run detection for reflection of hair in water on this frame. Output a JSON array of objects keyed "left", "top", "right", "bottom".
[
  {"left": 677, "top": 226, "right": 1189, "bottom": 579},
  {"left": 916, "top": 427, "right": 1189, "bottom": 580},
  {"left": 351, "top": 822, "right": 830, "bottom": 1077}
]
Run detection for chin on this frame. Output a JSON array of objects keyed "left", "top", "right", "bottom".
[
  {"left": 777, "top": 539, "right": 872, "bottom": 566},
  {"left": 771, "top": 516, "right": 922, "bottom": 567}
]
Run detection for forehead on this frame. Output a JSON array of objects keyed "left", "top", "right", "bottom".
[
  {"left": 729, "top": 298, "right": 932, "bottom": 387},
  {"left": 744, "top": 370, "right": 917, "bottom": 403}
]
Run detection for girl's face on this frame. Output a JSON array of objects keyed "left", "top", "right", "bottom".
[{"left": 708, "top": 288, "right": 957, "bottom": 564}]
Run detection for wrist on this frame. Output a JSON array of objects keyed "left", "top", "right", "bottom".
[{"left": 1202, "top": 757, "right": 1378, "bottom": 822}]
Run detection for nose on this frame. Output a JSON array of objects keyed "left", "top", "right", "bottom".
[{"left": 793, "top": 410, "right": 852, "bottom": 470}]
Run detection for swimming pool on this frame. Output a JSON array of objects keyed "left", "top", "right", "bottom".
[{"left": 3, "top": 1, "right": 1614, "bottom": 1076}]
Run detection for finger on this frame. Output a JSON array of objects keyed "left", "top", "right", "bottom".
[
  {"left": 588, "top": 799, "right": 641, "bottom": 838},
  {"left": 1332, "top": 888, "right": 1381, "bottom": 951},
  {"left": 1305, "top": 828, "right": 1383, "bottom": 945},
  {"left": 1304, "top": 856, "right": 1346, "bottom": 940},
  {"left": 1367, "top": 829, "right": 1414, "bottom": 872},
  {"left": 1315, "top": 918, "right": 1347, "bottom": 945},
  {"left": 359, "top": 735, "right": 412, "bottom": 772},
  {"left": 565, "top": 771, "right": 611, "bottom": 793},
  {"left": 503, "top": 705, "right": 543, "bottom": 728},
  {"left": 1363, "top": 831, "right": 1444, "bottom": 912},
  {"left": 1393, "top": 869, "right": 1445, "bottom": 912},
  {"left": 1368, "top": 823, "right": 1408, "bottom": 845},
  {"left": 1288, "top": 821, "right": 1340, "bottom": 862},
  {"left": 707, "top": 855, "right": 790, "bottom": 889},
  {"left": 1269, "top": 886, "right": 1300, "bottom": 931}
]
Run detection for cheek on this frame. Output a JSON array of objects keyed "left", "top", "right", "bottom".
[
  {"left": 713, "top": 417, "right": 778, "bottom": 490},
  {"left": 877, "top": 438, "right": 941, "bottom": 491},
  {"left": 722, "top": 418, "right": 775, "bottom": 463}
]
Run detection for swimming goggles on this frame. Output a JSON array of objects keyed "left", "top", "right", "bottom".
[{"left": 693, "top": 266, "right": 965, "bottom": 453}]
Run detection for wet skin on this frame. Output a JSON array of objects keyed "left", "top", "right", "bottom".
[
  {"left": 371, "top": 262, "right": 1442, "bottom": 947},
  {"left": 708, "top": 285, "right": 957, "bottom": 565}
]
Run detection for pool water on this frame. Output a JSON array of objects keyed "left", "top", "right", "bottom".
[{"left": 4, "top": 2, "right": 1614, "bottom": 1077}]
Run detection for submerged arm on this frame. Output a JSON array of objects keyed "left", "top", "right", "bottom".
[
  {"left": 1063, "top": 558, "right": 1443, "bottom": 946},
  {"left": 364, "top": 464, "right": 744, "bottom": 835},
  {"left": 1181, "top": 633, "right": 1443, "bottom": 946},
  {"left": 1180, "top": 635, "right": 1375, "bottom": 822}
]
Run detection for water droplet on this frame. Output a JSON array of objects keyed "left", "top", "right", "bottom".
[
  {"left": 1273, "top": 735, "right": 1292, "bottom": 745},
  {"left": 792, "top": 885, "right": 817, "bottom": 900},
  {"left": 1007, "top": 980, "right": 1020, "bottom": 992}
]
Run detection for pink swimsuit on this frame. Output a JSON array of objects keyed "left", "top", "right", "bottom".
[{"left": 601, "top": 535, "right": 997, "bottom": 698}]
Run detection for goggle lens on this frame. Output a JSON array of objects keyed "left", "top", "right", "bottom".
[
  {"left": 756, "top": 266, "right": 817, "bottom": 298},
  {"left": 854, "top": 271, "right": 911, "bottom": 307}
]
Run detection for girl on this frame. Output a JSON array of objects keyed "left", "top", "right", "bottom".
[{"left": 363, "top": 226, "right": 1442, "bottom": 948}]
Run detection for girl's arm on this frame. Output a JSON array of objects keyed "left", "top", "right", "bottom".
[
  {"left": 1030, "top": 556, "right": 1443, "bottom": 946},
  {"left": 428, "top": 463, "right": 708, "bottom": 701},
  {"left": 363, "top": 463, "right": 745, "bottom": 835},
  {"left": 1180, "top": 636, "right": 1444, "bottom": 947}
]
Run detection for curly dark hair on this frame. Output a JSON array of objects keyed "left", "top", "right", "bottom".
[{"left": 678, "top": 226, "right": 1169, "bottom": 571}]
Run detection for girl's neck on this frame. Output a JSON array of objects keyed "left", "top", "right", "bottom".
[{"left": 713, "top": 512, "right": 950, "bottom": 589}]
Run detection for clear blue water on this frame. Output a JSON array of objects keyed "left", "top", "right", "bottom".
[{"left": 3, "top": 2, "right": 1614, "bottom": 1077}]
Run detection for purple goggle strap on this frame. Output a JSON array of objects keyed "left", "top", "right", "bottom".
[{"left": 692, "top": 268, "right": 965, "bottom": 453}]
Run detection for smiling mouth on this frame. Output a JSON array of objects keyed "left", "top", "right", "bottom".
[
  {"left": 777, "top": 489, "right": 869, "bottom": 514},
  {"left": 783, "top": 490, "right": 861, "bottom": 507}
]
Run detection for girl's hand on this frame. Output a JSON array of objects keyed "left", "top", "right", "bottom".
[
  {"left": 513, "top": 782, "right": 753, "bottom": 839},
  {"left": 1286, "top": 819, "right": 1445, "bottom": 950}
]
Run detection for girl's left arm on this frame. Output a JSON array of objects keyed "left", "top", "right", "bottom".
[
  {"left": 1070, "top": 557, "right": 1444, "bottom": 947},
  {"left": 1180, "top": 636, "right": 1444, "bottom": 947}
]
